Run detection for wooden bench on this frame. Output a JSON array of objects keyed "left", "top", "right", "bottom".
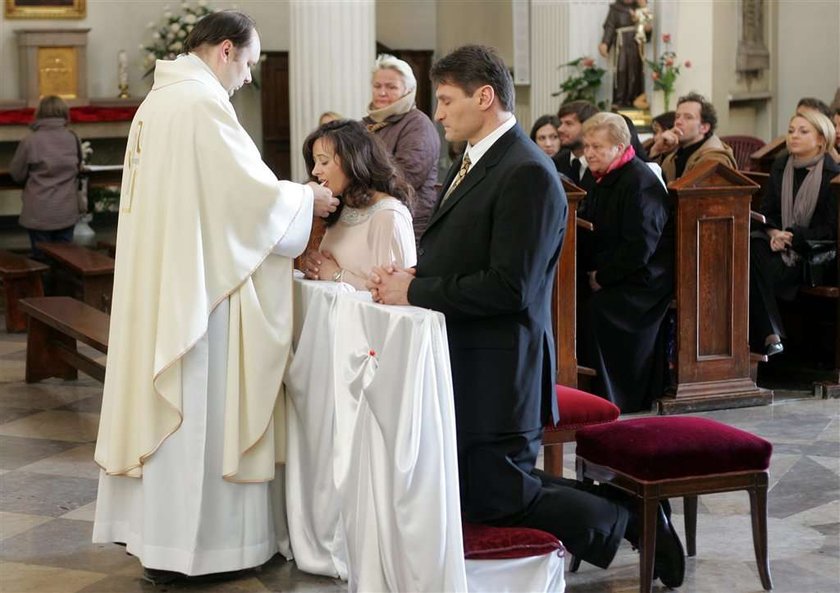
[
  {"left": 37, "top": 242, "right": 115, "bottom": 312},
  {"left": 800, "top": 175, "right": 840, "bottom": 396},
  {"left": 19, "top": 296, "right": 108, "bottom": 383},
  {"left": 0, "top": 251, "right": 49, "bottom": 332}
]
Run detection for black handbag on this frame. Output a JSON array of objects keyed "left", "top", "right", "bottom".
[{"left": 802, "top": 240, "right": 836, "bottom": 287}]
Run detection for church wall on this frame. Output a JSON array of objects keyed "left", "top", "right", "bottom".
[
  {"left": 377, "top": 0, "right": 436, "bottom": 50},
  {"left": 774, "top": 0, "right": 839, "bottom": 135}
]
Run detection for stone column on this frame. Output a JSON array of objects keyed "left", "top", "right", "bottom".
[
  {"left": 529, "top": 1, "right": 571, "bottom": 122},
  {"left": 289, "top": 0, "right": 374, "bottom": 180}
]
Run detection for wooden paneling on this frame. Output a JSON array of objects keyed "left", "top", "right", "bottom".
[{"left": 261, "top": 51, "right": 291, "bottom": 181}]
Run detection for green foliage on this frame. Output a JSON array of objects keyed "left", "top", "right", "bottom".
[
  {"left": 142, "top": 1, "right": 214, "bottom": 78},
  {"left": 553, "top": 57, "right": 607, "bottom": 110},
  {"left": 89, "top": 187, "right": 121, "bottom": 214},
  {"left": 645, "top": 34, "right": 691, "bottom": 110}
]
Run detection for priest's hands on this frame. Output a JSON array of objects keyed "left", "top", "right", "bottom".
[
  {"left": 302, "top": 249, "right": 341, "bottom": 281},
  {"left": 307, "top": 182, "right": 340, "bottom": 218},
  {"left": 366, "top": 265, "right": 416, "bottom": 305}
]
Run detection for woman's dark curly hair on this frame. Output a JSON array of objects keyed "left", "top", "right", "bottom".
[{"left": 303, "top": 119, "right": 414, "bottom": 226}]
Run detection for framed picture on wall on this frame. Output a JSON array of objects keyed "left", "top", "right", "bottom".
[{"left": 4, "top": 0, "right": 86, "bottom": 19}]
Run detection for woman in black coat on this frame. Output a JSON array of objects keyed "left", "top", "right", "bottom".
[
  {"left": 750, "top": 110, "right": 840, "bottom": 355},
  {"left": 578, "top": 113, "right": 674, "bottom": 412}
]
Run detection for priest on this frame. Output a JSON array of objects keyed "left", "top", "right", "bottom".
[{"left": 92, "top": 11, "right": 338, "bottom": 582}]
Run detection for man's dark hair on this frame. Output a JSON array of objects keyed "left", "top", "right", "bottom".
[
  {"left": 557, "top": 100, "right": 599, "bottom": 124},
  {"left": 184, "top": 10, "right": 256, "bottom": 53},
  {"left": 302, "top": 119, "right": 414, "bottom": 227},
  {"left": 430, "top": 45, "right": 515, "bottom": 112},
  {"left": 677, "top": 92, "right": 718, "bottom": 134},
  {"left": 796, "top": 97, "right": 832, "bottom": 119}
]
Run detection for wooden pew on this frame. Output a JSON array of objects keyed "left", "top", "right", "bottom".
[
  {"left": 659, "top": 162, "right": 772, "bottom": 413},
  {"left": 19, "top": 296, "right": 108, "bottom": 383},
  {"left": 0, "top": 251, "right": 49, "bottom": 332},
  {"left": 749, "top": 136, "right": 785, "bottom": 174},
  {"left": 37, "top": 242, "right": 115, "bottom": 312},
  {"left": 552, "top": 179, "right": 586, "bottom": 388},
  {"left": 802, "top": 174, "right": 840, "bottom": 397}
]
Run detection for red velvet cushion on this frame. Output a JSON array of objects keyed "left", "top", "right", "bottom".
[
  {"left": 463, "top": 523, "right": 564, "bottom": 560},
  {"left": 576, "top": 416, "right": 772, "bottom": 481},
  {"left": 545, "top": 385, "right": 620, "bottom": 432}
]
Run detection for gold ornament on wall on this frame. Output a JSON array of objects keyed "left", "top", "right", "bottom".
[{"left": 5, "top": 0, "right": 86, "bottom": 20}]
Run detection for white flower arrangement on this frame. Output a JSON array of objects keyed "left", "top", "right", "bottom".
[{"left": 141, "top": 1, "right": 216, "bottom": 77}]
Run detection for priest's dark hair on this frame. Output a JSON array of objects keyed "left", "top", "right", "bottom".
[
  {"left": 303, "top": 119, "right": 415, "bottom": 227},
  {"left": 430, "top": 45, "right": 515, "bottom": 112},
  {"left": 183, "top": 10, "right": 256, "bottom": 53}
]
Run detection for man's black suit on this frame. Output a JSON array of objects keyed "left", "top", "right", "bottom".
[
  {"left": 407, "top": 124, "right": 629, "bottom": 568},
  {"left": 553, "top": 147, "right": 595, "bottom": 195}
]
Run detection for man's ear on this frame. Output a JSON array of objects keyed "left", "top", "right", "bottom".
[
  {"left": 699, "top": 121, "right": 711, "bottom": 136},
  {"left": 220, "top": 39, "right": 234, "bottom": 63},
  {"left": 476, "top": 85, "right": 496, "bottom": 111}
]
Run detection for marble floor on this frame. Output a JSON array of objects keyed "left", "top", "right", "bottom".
[{"left": 0, "top": 324, "right": 837, "bottom": 593}]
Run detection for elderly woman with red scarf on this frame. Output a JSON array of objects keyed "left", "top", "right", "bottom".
[{"left": 578, "top": 112, "right": 675, "bottom": 413}]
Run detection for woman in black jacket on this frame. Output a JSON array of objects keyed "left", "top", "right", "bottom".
[
  {"left": 750, "top": 110, "right": 840, "bottom": 356},
  {"left": 578, "top": 112, "right": 674, "bottom": 412}
]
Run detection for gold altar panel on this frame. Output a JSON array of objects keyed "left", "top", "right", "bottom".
[
  {"left": 5, "top": 0, "right": 86, "bottom": 19},
  {"left": 37, "top": 47, "right": 78, "bottom": 99}
]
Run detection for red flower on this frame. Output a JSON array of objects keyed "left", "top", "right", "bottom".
[
  {"left": 662, "top": 33, "right": 671, "bottom": 43},
  {"left": 684, "top": 60, "right": 692, "bottom": 68},
  {"left": 665, "top": 58, "right": 674, "bottom": 67},
  {"left": 582, "top": 57, "right": 595, "bottom": 68},
  {"left": 652, "top": 71, "right": 660, "bottom": 81}
]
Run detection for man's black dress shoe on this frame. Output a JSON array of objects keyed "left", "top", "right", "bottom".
[{"left": 654, "top": 505, "right": 686, "bottom": 589}]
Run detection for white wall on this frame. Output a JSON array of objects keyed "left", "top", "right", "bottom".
[
  {"left": 377, "top": 0, "right": 435, "bottom": 50},
  {"left": 774, "top": 0, "right": 840, "bottom": 135}
]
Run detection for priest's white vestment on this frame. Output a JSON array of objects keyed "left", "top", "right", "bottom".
[{"left": 92, "top": 54, "right": 313, "bottom": 575}]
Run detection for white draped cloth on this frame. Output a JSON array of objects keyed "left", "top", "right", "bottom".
[{"left": 285, "top": 279, "right": 468, "bottom": 592}]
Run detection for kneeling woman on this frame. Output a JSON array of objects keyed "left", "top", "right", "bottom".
[
  {"left": 301, "top": 120, "right": 417, "bottom": 289},
  {"left": 750, "top": 110, "right": 839, "bottom": 355},
  {"left": 578, "top": 113, "right": 674, "bottom": 413}
]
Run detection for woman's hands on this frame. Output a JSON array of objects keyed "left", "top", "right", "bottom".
[
  {"left": 301, "top": 250, "right": 341, "bottom": 281},
  {"left": 767, "top": 228, "right": 793, "bottom": 253}
]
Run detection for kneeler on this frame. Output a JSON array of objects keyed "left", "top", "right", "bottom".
[
  {"left": 542, "top": 384, "right": 620, "bottom": 476},
  {"left": 571, "top": 416, "right": 773, "bottom": 593},
  {"left": 463, "top": 522, "right": 566, "bottom": 592}
]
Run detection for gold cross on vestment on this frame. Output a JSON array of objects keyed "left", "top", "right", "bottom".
[{"left": 124, "top": 120, "right": 143, "bottom": 213}]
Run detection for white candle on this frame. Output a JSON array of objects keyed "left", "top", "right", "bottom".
[{"left": 118, "top": 50, "right": 128, "bottom": 87}]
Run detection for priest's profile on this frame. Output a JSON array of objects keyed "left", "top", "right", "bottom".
[{"left": 91, "top": 11, "right": 338, "bottom": 584}]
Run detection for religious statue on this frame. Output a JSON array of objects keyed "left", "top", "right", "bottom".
[{"left": 598, "top": 0, "right": 653, "bottom": 109}]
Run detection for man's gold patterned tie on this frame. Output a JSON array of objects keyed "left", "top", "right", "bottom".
[{"left": 441, "top": 153, "right": 472, "bottom": 204}]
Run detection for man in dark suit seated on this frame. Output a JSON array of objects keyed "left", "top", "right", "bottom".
[
  {"left": 367, "top": 44, "right": 685, "bottom": 587},
  {"left": 553, "top": 100, "right": 600, "bottom": 194}
]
